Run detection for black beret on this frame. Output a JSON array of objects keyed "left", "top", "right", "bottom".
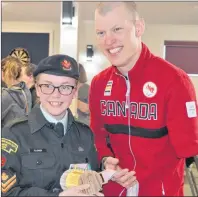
[{"left": 33, "top": 54, "right": 79, "bottom": 80}]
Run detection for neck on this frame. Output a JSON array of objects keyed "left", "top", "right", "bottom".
[
  {"left": 53, "top": 112, "right": 66, "bottom": 121},
  {"left": 117, "top": 42, "right": 142, "bottom": 74},
  {"left": 27, "top": 82, "right": 34, "bottom": 89},
  {"left": 9, "top": 79, "right": 20, "bottom": 87}
]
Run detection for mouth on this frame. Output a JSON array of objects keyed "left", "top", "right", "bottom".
[
  {"left": 107, "top": 47, "right": 123, "bottom": 55},
  {"left": 48, "top": 101, "right": 63, "bottom": 107}
]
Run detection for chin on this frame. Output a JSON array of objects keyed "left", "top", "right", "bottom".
[
  {"left": 107, "top": 55, "right": 123, "bottom": 66},
  {"left": 46, "top": 106, "right": 66, "bottom": 116},
  {"left": 111, "top": 60, "right": 126, "bottom": 67},
  {"left": 49, "top": 110, "right": 66, "bottom": 118}
]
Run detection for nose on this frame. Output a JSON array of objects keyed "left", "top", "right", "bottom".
[
  {"left": 104, "top": 32, "right": 116, "bottom": 46},
  {"left": 51, "top": 87, "right": 61, "bottom": 98}
]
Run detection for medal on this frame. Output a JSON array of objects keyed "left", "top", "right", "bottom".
[
  {"left": 60, "top": 166, "right": 116, "bottom": 195},
  {"left": 65, "top": 168, "right": 85, "bottom": 188}
]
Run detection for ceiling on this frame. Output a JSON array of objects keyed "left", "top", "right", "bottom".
[
  {"left": 2, "top": 2, "right": 61, "bottom": 22},
  {"left": 2, "top": 1, "right": 198, "bottom": 25}
]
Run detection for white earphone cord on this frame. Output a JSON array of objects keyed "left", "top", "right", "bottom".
[{"left": 119, "top": 78, "right": 137, "bottom": 197}]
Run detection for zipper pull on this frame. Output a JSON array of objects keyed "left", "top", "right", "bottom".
[{"left": 125, "top": 75, "right": 130, "bottom": 109}]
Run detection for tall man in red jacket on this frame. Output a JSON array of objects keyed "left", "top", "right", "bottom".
[{"left": 89, "top": 2, "right": 198, "bottom": 196}]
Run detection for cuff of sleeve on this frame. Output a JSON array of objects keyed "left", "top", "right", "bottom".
[{"left": 100, "top": 156, "right": 109, "bottom": 171}]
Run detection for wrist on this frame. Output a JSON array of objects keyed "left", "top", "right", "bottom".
[{"left": 100, "top": 156, "right": 108, "bottom": 171}]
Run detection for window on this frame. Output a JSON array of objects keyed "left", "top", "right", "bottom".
[{"left": 164, "top": 41, "right": 198, "bottom": 75}]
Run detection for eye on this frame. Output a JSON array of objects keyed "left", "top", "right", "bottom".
[
  {"left": 61, "top": 85, "right": 71, "bottom": 90},
  {"left": 96, "top": 31, "right": 105, "bottom": 37},
  {"left": 113, "top": 27, "right": 122, "bottom": 32},
  {"left": 43, "top": 84, "right": 53, "bottom": 89}
]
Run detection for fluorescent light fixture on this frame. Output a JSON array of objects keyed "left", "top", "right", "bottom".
[{"left": 62, "top": 17, "right": 72, "bottom": 24}]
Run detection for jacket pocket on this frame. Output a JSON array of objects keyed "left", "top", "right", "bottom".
[
  {"left": 22, "top": 153, "right": 55, "bottom": 169},
  {"left": 21, "top": 153, "right": 56, "bottom": 187},
  {"left": 69, "top": 149, "right": 89, "bottom": 164}
]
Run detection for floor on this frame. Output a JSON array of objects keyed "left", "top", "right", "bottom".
[{"left": 184, "top": 164, "right": 198, "bottom": 196}]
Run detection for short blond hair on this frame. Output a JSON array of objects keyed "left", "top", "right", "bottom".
[{"left": 96, "top": 1, "right": 139, "bottom": 20}]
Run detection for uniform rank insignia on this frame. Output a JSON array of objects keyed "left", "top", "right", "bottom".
[
  {"left": 1, "top": 138, "right": 18, "bottom": 154},
  {"left": 1, "top": 171, "right": 17, "bottom": 193},
  {"left": 104, "top": 80, "right": 113, "bottom": 96}
]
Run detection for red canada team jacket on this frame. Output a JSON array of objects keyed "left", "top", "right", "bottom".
[{"left": 89, "top": 43, "right": 198, "bottom": 196}]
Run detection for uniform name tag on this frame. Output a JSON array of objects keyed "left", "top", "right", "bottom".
[{"left": 29, "top": 148, "right": 47, "bottom": 153}]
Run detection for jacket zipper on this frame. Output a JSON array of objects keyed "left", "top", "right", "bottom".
[
  {"left": 115, "top": 72, "right": 130, "bottom": 109},
  {"left": 116, "top": 72, "right": 165, "bottom": 196}
]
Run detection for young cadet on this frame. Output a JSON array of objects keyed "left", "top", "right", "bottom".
[
  {"left": 89, "top": 2, "right": 198, "bottom": 196},
  {"left": 1, "top": 54, "right": 100, "bottom": 196}
]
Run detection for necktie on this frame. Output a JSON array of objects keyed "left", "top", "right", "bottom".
[{"left": 54, "top": 122, "right": 64, "bottom": 138}]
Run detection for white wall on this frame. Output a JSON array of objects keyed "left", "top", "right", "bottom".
[
  {"left": 78, "top": 22, "right": 198, "bottom": 95},
  {"left": 2, "top": 21, "right": 61, "bottom": 55},
  {"left": 78, "top": 21, "right": 110, "bottom": 84}
]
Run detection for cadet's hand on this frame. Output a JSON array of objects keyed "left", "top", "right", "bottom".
[
  {"left": 104, "top": 157, "right": 137, "bottom": 189},
  {"left": 59, "top": 184, "right": 90, "bottom": 196}
]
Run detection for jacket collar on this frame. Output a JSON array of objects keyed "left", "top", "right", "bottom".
[
  {"left": 28, "top": 104, "right": 74, "bottom": 134},
  {"left": 112, "top": 42, "right": 154, "bottom": 80}
]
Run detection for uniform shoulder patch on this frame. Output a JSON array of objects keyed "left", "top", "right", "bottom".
[
  {"left": 1, "top": 170, "right": 17, "bottom": 193},
  {"left": 1, "top": 138, "right": 18, "bottom": 154},
  {"left": 6, "top": 116, "right": 28, "bottom": 129}
]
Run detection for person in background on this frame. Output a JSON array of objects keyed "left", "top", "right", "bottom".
[
  {"left": 1, "top": 58, "right": 8, "bottom": 88},
  {"left": 1, "top": 56, "right": 32, "bottom": 128},
  {"left": 89, "top": 1, "right": 198, "bottom": 196},
  {"left": 20, "top": 63, "right": 38, "bottom": 107},
  {"left": 77, "top": 63, "right": 90, "bottom": 125}
]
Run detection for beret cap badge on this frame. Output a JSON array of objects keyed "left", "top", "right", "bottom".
[{"left": 61, "top": 60, "right": 71, "bottom": 71}]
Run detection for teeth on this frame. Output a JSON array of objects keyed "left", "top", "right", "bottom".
[
  {"left": 49, "top": 102, "right": 61, "bottom": 106},
  {"left": 109, "top": 47, "right": 122, "bottom": 54}
]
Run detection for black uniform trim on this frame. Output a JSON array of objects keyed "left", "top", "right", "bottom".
[{"left": 104, "top": 124, "right": 168, "bottom": 139}]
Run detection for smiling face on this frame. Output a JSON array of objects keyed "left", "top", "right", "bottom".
[
  {"left": 95, "top": 2, "right": 144, "bottom": 72},
  {"left": 36, "top": 73, "right": 77, "bottom": 120}
]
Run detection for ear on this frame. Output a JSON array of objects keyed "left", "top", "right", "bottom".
[
  {"left": 72, "top": 88, "right": 78, "bottom": 99},
  {"left": 135, "top": 18, "right": 145, "bottom": 37},
  {"left": 35, "top": 84, "right": 41, "bottom": 98},
  {"left": 29, "top": 74, "right": 33, "bottom": 80}
]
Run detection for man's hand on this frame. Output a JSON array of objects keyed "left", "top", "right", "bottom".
[
  {"left": 104, "top": 157, "right": 121, "bottom": 170},
  {"left": 104, "top": 157, "right": 137, "bottom": 189},
  {"left": 112, "top": 169, "right": 137, "bottom": 189},
  {"left": 59, "top": 184, "right": 104, "bottom": 196}
]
